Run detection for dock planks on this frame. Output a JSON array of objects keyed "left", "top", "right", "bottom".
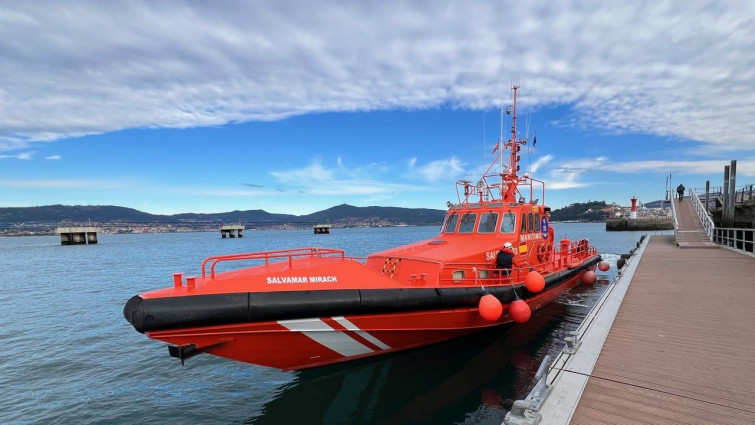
[{"left": 568, "top": 235, "right": 755, "bottom": 424}]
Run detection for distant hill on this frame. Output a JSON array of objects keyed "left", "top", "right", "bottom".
[
  {"left": 303, "top": 204, "right": 446, "bottom": 226},
  {"left": 0, "top": 204, "right": 446, "bottom": 227},
  {"left": 0, "top": 205, "right": 164, "bottom": 223},
  {"left": 550, "top": 201, "right": 608, "bottom": 222}
]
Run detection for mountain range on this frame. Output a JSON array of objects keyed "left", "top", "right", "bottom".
[{"left": 0, "top": 204, "right": 447, "bottom": 227}]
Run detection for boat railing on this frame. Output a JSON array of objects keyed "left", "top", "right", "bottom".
[
  {"left": 440, "top": 240, "right": 597, "bottom": 285},
  {"left": 201, "top": 247, "right": 346, "bottom": 279}
]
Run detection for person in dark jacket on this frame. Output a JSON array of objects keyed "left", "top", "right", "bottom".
[
  {"left": 496, "top": 242, "right": 516, "bottom": 276},
  {"left": 677, "top": 183, "right": 685, "bottom": 201}
]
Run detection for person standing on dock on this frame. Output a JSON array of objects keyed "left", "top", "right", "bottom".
[{"left": 676, "top": 183, "right": 685, "bottom": 201}]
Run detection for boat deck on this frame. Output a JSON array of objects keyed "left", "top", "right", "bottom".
[{"left": 562, "top": 234, "right": 755, "bottom": 424}]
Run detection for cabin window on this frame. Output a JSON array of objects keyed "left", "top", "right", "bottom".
[
  {"left": 520, "top": 213, "right": 527, "bottom": 233},
  {"left": 452, "top": 270, "right": 465, "bottom": 283},
  {"left": 535, "top": 213, "right": 541, "bottom": 232},
  {"left": 528, "top": 213, "right": 534, "bottom": 232},
  {"left": 500, "top": 212, "right": 516, "bottom": 234},
  {"left": 443, "top": 213, "right": 459, "bottom": 233},
  {"left": 477, "top": 213, "right": 498, "bottom": 234},
  {"left": 458, "top": 213, "right": 477, "bottom": 233}
]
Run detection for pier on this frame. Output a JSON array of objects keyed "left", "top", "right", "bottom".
[
  {"left": 506, "top": 195, "right": 755, "bottom": 424},
  {"left": 220, "top": 225, "right": 244, "bottom": 238},
  {"left": 605, "top": 216, "right": 673, "bottom": 231},
  {"left": 313, "top": 224, "right": 331, "bottom": 234},
  {"left": 55, "top": 226, "right": 101, "bottom": 245}
]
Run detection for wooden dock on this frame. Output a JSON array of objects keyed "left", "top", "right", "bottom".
[
  {"left": 567, "top": 234, "right": 755, "bottom": 424},
  {"left": 509, "top": 197, "right": 755, "bottom": 424}
]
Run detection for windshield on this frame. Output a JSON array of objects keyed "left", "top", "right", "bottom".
[
  {"left": 500, "top": 212, "right": 516, "bottom": 233},
  {"left": 458, "top": 213, "right": 477, "bottom": 233}
]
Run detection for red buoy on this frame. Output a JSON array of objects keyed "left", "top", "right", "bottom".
[
  {"left": 582, "top": 270, "right": 597, "bottom": 285},
  {"left": 598, "top": 261, "right": 610, "bottom": 272},
  {"left": 478, "top": 294, "right": 503, "bottom": 321},
  {"left": 525, "top": 270, "right": 545, "bottom": 293},
  {"left": 509, "top": 299, "right": 531, "bottom": 323}
]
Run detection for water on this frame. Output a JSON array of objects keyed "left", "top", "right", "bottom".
[{"left": 0, "top": 224, "right": 666, "bottom": 424}]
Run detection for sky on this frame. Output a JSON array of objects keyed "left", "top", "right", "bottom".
[{"left": 1, "top": 1, "right": 754, "bottom": 216}]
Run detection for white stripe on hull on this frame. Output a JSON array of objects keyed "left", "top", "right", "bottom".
[
  {"left": 277, "top": 318, "right": 372, "bottom": 357},
  {"left": 277, "top": 317, "right": 391, "bottom": 357},
  {"left": 332, "top": 316, "right": 391, "bottom": 350}
]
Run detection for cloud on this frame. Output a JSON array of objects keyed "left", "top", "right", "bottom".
[
  {"left": 597, "top": 159, "right": 755, "bottom": 177},
  {"left": 408, "top": 156, "right": 465, "bottom": 182},
  {"left": 0, "top": 179, "right": 131, "bottom": 189},
  {"left": 271, "top": 158, "right": 417, "bottom": 196},
  {"left": 539, "top": 155, "right": 755, "bottom": 191},
  {"left": 45, "top": 155, "right": 61, "bottom": 160},
  {"left": 0, "top": 1, "right": 753, "bottom": 152},
  {"left": 529, "top": 154, "right": 553, "bottom": 174},
  {"left": 0, "top": 151, "right": 34, "bottom": 159}
]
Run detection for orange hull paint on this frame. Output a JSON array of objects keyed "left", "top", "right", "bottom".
[{"left": 146, "top": 267, "right": 589, "bottom": 370}]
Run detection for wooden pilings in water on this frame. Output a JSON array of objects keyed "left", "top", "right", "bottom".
[
  {"left": 220, "top": 225, "right": 244, "bottom": 238},
  {"left": 314, "top": 224, "right": 331, "bottom": 234},
  {"left": 56, "top": 227, "right": 101, "bottom": 245}
]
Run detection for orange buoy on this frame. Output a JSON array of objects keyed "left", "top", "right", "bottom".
[
  {"left": 509, "top": 299, "right": 531, "bottom": 323},
  {"left": 478, "top": 294, "right": 502, "bottom": 321},
  {"left": 582, "top": 270, "right": 597, "bottom": 285},
  {"left": 598, "top": 261, "right": 610, "bottom": 272},
  {"left": 525, "top": 270, "right": 545, "bottom": 293}
]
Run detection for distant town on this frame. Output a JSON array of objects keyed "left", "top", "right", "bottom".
[
  {"left": 0, "top": 200, "right": 672, "bottom": 237},
  {"left": 0, "top": 204, "right": 445, "bottom": 236}
]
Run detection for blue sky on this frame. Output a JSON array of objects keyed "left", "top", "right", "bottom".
[{"left": 1, "top": 1, "right": 754, "bottom": 215}]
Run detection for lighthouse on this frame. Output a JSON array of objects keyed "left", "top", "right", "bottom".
[{"left": 630, "top": 196, "right": 638, "bottom": 219}]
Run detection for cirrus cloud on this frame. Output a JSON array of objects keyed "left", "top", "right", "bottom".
[{"left": 0, "top": 1, "right": 752, "bottom": 153}]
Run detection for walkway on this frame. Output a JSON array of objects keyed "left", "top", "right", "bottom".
[
  {"left": 565, "top": 235, "right": 755, "bottom": 423},
  {"left": 674, "top": 197, "right": 717, "bottom": 248}
]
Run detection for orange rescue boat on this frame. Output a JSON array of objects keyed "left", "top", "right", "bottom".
[{"left": 124, "top": 85, "right": 600, "bottom": 370}]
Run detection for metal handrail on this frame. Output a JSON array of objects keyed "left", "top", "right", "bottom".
[
  {"left": 669, "top": 190, "right": 679, "bottom": 242},
  {"left": 690, "top": 189, "right": 715, "bottom": 241},
  {"left": 712, "top": 227, "right": 755, "bottom": 255},
  {"left": 201, "top": 247, "right": 345, "bottom": 279}
]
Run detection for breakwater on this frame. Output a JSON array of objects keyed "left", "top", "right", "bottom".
[{"left": 605, "top": 217, "right": 673, "bottom": 231}]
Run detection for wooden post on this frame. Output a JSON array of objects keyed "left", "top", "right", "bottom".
[
  {"left": 729, "top": 160, "right": 737, "bottom": 225},
  {"left": 723, "top": 165, "right": 730, "bottom": 227}
]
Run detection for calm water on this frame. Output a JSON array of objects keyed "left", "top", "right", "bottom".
[{"left": 0, "top": 224, "right": 666, "bottom": 424}]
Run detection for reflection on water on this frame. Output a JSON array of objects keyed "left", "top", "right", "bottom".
[{"left": 247, "top": 281, "right": 607, "bottom": 425}]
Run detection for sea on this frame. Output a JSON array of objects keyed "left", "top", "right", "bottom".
[{"left": 0, "top": 224, "right": 669, "bottom": 425}]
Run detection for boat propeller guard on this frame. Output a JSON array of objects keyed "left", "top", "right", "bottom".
[{"left": 168, "top": 341, "right": 226, "bottom": 365}]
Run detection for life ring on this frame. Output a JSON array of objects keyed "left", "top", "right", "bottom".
[
  {"left": 576, "top": 239, "right": 589, "bottom": 254},
  {"left": 537, "top": 243, "right": 552, "bottom": 263}
]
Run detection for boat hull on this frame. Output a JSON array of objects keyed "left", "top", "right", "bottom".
[{"left": 144, "top": 259, "right": 595, "bottom": 370}]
